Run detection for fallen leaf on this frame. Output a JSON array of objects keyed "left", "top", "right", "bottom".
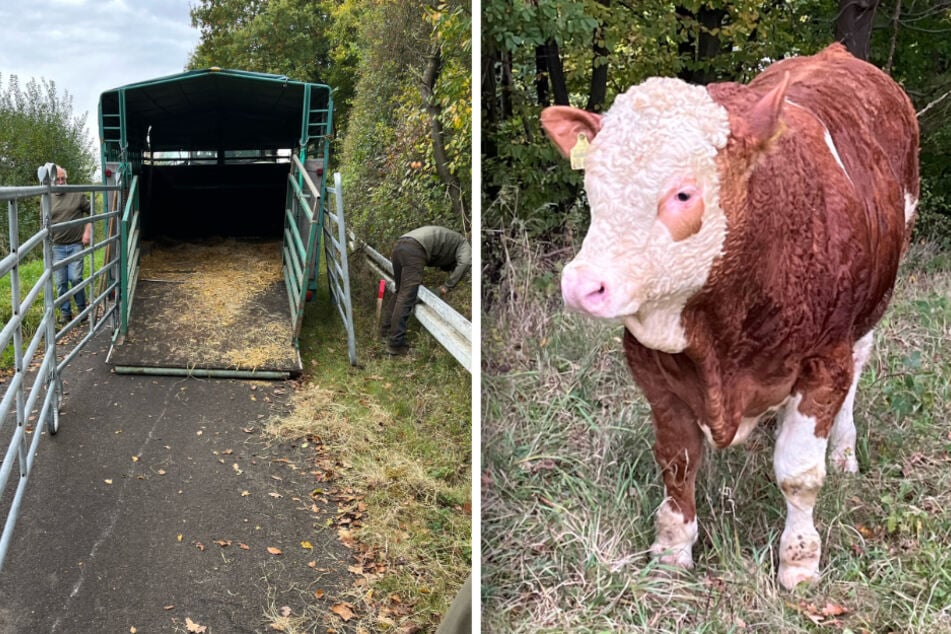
[
  {"left": 177, "top": 534, "right": 183, "bottom": 542},
  {"left": 223, "top": 449, "right": 233, "bottom": 455},
  {"left": 104, "top": 479, "right": 113, "bottom": 485},
  {"left": 314, "top": 589, "right": 325, "bottom": 599},
  {"left": 269, "top": 492, "right": 283, "bottom": 499},
  {"left": 131, "top": 456, "right": 139, "bottom": 463},
  {"left": 239, "top": 543, "right": 250, "bottom": 550},
  {"left": 821, "top": 602, "right": 849, "bottom": 617},
  {"left": 270, "top": 624, "right": 286, "bottom": 632},
  {"left": 214, "top": 539, "right": 232, "bottom": 548},
  {"left": 157, "top": 469, "right": 167, "bottom": 476},
  {"left": 194, "top": 541, "right": 206, "bottom": 551},
  {"left": 267, "top": 547, "right": 283, "bottom": 555},
  {"left": 131, "top": 627, "right": 137, "bottom": 633},
  {"left": 348, "top": 564, "right": 363, "bottom": 575},
  {"left": 330, "top": 602, "right": 355, "bottom": 621},
  {"left": 242, "top": 427, "right": 255, "bottom": 433},
  {"left": 308, "top": 561, "right": 317, "bottom": 568},
  {"left": 301, "top": 541, "right": 313, "bottom": 550},
  {"left": 185, "top": 617, "right": 207, "bottom": 633},
  {"left": 164, "top": 605, "right": 175, "bottom": 610},
  {"left": 241, "top": 490, "right": 251, "bottom": 497},
  {"left": 280, "top": 606, "right": 292, "bottom": 617}
]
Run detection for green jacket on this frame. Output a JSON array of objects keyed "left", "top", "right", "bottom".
[
  {"left": 402, "top": 226, "right": 471, "bottom": 289},
  {"left": 50, "top": 192, "right": 91, "bottom": 244}
]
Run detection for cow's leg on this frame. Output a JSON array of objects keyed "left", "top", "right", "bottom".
[
  {"left": 774, "top": 352, "right": 852, "bottom": 589},
  {"left": 650, "top": 401, "right": 705, "bottom": 568},
  {"left": 829, "top": 331, "right": 874, "bottom": 473}
]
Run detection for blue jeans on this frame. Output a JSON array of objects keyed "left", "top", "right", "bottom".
[{"left": 53, "top": 242, "right": 86, "bottom": 319}]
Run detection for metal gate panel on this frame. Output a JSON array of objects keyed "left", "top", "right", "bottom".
[
  {"left": 323, "top": 173, "right": 357, "bottom": 365},
  {"left": 283, "top": 155, "right": 321, "bottom": 342},
  {"left": 0, "top": 177, "right": 121, "bottom": 572}
]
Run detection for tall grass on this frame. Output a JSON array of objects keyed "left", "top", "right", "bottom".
[
  {"left": 266, "top": 250, "right": 472, "bottom": 632},
  {"left": 482, "top": 232, "right": 951, "bottom": 633}
]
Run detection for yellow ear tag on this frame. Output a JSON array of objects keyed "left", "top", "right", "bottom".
[{"left": 570, "top": 133, "right": 589, "bottom": 170}]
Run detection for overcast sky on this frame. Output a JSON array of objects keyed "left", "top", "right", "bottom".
[{"left": 0, "top": 0, "right": 201, "bottom": 152}]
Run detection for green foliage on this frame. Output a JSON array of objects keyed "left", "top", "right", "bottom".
[
  {"left": 483, "top": 0, "right": 951, "bottom": 252},
  {"left": 913, "top": 175, "right": 951, "bottom": 246},
  {"left": 0, "top": 74, "right": 95, "bottom": 249},
  {"left": 338, "top": 1, "right": 472, "bottom": 246},
  {"left": 188, "top": 0, "right": 357, "bottom": 128},
  {"left": 189, "top": 0, "right": 472, "bottom": 247}
]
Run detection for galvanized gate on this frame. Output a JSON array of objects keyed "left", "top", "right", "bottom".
[
  {"left": 323, "top": 173, "right": 357, "bottom": 365},
  {"left": 0, "top": 173, "right": 121, "bottom": 571},
  {"left": 284, "top": 155, "right": 322, "bottom": 341}
]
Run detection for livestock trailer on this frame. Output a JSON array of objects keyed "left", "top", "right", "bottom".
[{"left": 98, "top": 68, "right": 335, "bottom": 378}]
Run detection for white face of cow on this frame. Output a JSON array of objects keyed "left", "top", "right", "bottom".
[{"left": 559, "top": 78, "right": 732, "bottom": 352}]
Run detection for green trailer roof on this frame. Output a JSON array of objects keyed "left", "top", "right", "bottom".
[{"left": 99, "top": 68, "right": 332, "bottom": 154}]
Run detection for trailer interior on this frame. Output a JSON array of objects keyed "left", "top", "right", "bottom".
[{"left": 99, "top": 69, "right": 333, "bottom": 378}]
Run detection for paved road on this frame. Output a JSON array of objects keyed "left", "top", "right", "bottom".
[{"left": 0, "top": 332, "right": 351, "bottom": 633}]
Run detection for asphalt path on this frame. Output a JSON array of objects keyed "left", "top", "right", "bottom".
[{"left": 0, "top": 331, "right": 352, "bottom": 633}]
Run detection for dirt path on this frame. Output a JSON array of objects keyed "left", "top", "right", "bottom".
[{"left": 0, "top": 332, "right": 352, "bottom": 633}]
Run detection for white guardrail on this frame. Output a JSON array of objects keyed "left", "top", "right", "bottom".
[{"left": 348, "top": 233, "right": 471, "bottom": 373}]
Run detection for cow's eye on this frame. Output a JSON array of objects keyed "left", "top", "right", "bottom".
[{"left": 676, "top": 191, "right": 692, "bottom": 202}]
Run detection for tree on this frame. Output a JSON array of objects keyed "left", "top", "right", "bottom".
[
  {"left": 0, "top": 74, "right": 95, "bottom": 250},
  {"left": 188, "top": 0, "right": 471, "bottom": 244},
  {"left": 482, "top": 0, "right": 951, "bottom": 250},
  {"left": 188, "top": 0, "right": 357, "bottom": 131},
  {"left": 835, "top": 0, "right": 881, "bottom": 59},
  {"left": 337, "top": 1, "right": 472, "bottom": 245}
]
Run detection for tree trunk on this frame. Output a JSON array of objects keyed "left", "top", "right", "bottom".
[
  {"left": 482, "top": 43, "right": 499, "bottom": 133},
  {"left": 421, "top": 50, "right": 467, "bottom": 229},
  {"left": 835, "top": 0, "right": 881, "bottom": 60},
  {"left": 676, "top": 5, "right": 727, "bottom": 85},
  {"left": 586, "top": 0, "right": 611, "bottom": 112},
  {"left": 884, "top": 0, "right": 901, "bottom": 73},
  {"left": 535, "top": 45, "right": 550, "bottom": 106},
  {"left": 535, "top": 41, "right": 569, "bottom": 106}
]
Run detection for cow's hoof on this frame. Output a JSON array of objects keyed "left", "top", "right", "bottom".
[
  {"left": 778, "top": 529, "right": 821, "bottom": 590},
  {"left": 651, "top": 544, "right": 694, "bottom": 569},
  {"left": 831, "top": 451, "right": 859, "bottom": 473},
  {"left": 778, "top": 564, "right": 820, "bottom": 590}
]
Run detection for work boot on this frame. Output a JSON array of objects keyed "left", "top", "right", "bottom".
[
  {"left": 386, "top": 343, "right": 410, "bottom": 356},
  {"left": 57, "top": 313, "right": 72, "bottom": 327}
]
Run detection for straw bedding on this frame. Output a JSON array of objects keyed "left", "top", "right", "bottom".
[{"left": 136, "top": 238, "right": 295, "bottom": 369}]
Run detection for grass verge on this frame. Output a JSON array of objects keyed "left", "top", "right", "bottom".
[
  {"left": 266, "top": 248, "right": 472, "bottom": 632},
  {"left": 482, "top": 231, "right": 951, "bottom": 633}
]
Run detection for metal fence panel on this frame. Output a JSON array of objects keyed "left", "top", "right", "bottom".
[
  {"left": 0, "top": 180, "right": 119, "bottom": 572},
  {"left": 323, "top": 173, "right": 357, "bottom": 365}
]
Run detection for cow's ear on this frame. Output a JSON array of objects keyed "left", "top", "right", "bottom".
[
  {"left": 746, "top": 72, "right": 791, "bottom": 149},
  {"left": 541, "top": 106, "right": 602, "bottom": 159}
]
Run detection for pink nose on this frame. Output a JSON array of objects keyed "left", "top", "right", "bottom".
[{"left": 562, "top": 266, "right": 610, "bottom": 314}]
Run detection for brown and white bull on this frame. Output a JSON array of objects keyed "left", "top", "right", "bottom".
[{"left": 541, "top": 44, "right": 918, "bottom": 589}]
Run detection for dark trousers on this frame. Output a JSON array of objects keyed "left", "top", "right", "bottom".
[{"left": 381, "top": 238, "right": 427, "bottom": 347}]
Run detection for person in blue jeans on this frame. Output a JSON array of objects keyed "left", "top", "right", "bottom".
[{"left": 49, "top": 166, "right": 92, "bottom": 325}]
